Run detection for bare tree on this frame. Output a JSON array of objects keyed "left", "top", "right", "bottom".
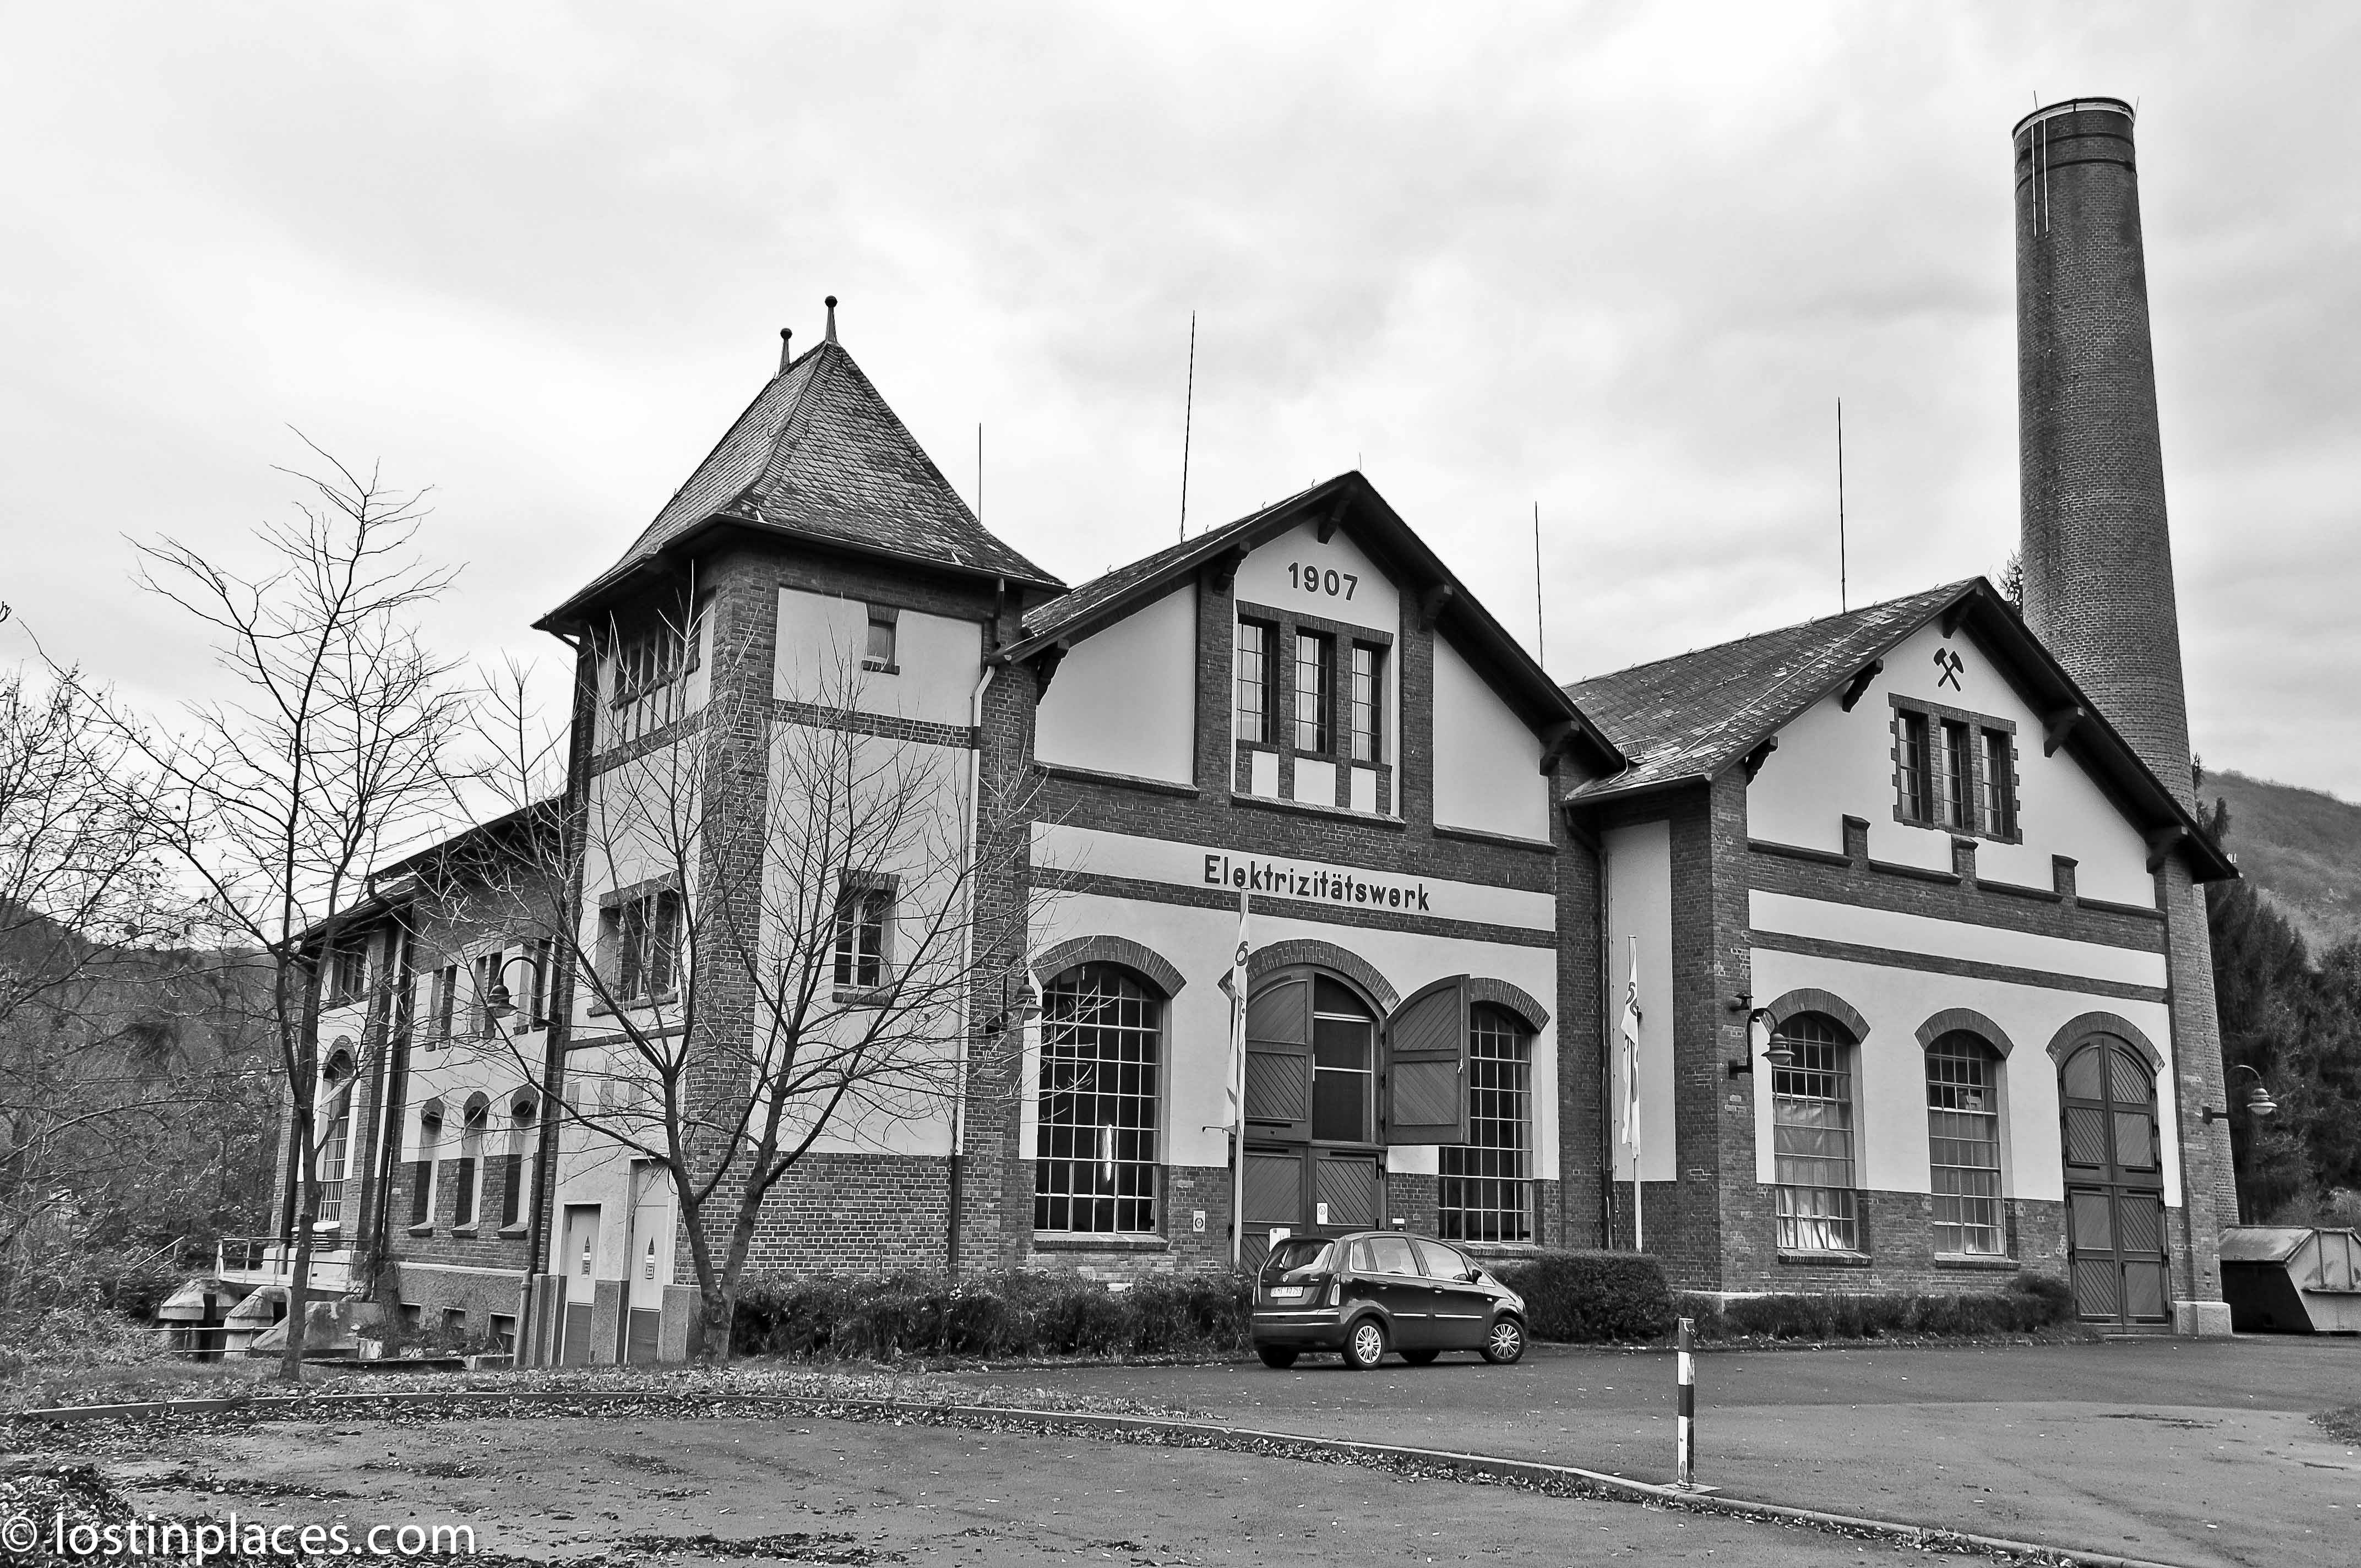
[
  {"left": 0, "top": 657, "right": 271, "bottom": 1308},
  {"left": 465, "top": 613, "right": 1041, "bottom": 1362},
  {"left": 123, "top": 446, "right": 469, "bottom": 1378}
]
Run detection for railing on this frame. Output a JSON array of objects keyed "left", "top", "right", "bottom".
[{"left": 213, "top": 1235, "right": 353, "bottom": 1294}]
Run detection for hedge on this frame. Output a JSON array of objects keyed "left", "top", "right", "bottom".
[
  {"left": 1484, "top": 1250, "right": 1678, "bottom": 1342},
  {"left": 1677, "top": 1270, "right": 2077, "bottom": 1341},
  {"left": 731, "top": 1270, "right": 1253, "bottom": 1361}
]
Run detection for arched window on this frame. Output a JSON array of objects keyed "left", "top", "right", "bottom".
[
  {"left": 1033, "top": 963, "right": 1162, "bottom": 1234},
  {"left": 314, "top": 1048, "right": 356, "bottom": 1230},
  {"left": 1771, "top": 1012, "right": 1858, "bottom": 1251},
  {"left": 410, "top": 1098, "right": 444, "bottom": 1228},
  {"left": 1927, "top": 1032, "right": 2004, "bottom": 1255},
  {"left": 1438, "top": 1005, "right": 1534, "bottom": 1242},
  {"left": 453, "top": 1093, "right": 490, "bottom": 1229},
  {"left": 500, "top": 1092, "right": 538, "bottom": 1231}
]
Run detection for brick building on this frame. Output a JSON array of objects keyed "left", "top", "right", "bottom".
[{"left": 250, "top": 97, "right": 2243, "bottom": 1355}]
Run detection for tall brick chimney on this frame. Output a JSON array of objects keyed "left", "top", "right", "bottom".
[
  {"left": 2015, "top": 99, "right": 2238, "bottom": 1329},
  {"left": 2012, "top": 97, "right": 2194, "bottom": 806}
]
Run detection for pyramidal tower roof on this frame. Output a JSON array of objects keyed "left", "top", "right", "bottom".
[{"left": 549, "top": 308, "right": 1062, "bottom": 623}]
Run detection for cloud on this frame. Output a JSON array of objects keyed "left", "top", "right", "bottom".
[{"left": 1, "top": 0, "right": 2354, "bottom": 798}]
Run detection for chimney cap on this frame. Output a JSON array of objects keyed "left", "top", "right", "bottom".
[{"left": 2014, "top": 96, "right": 2135, "bottom": 139}]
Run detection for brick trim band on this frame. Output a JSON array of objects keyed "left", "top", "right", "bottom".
[
  {"left": 1762, "top": 986, "right": 1872, "bottom": 1043},
  {"left": 1031, "top": 934, "right": 1188, "bottom": 997},
  {"left": 1751, "top": 929, "right": 2168, "bottom": 1007},
  {"left": 1248, "top": 939, "right": 1400, "bottom": 1013},
  {"left": 1467, "top": 977, "right": 1551, "bottom": 1031},
  {"left": 1914, "top": 1008, "right": 2019, "bottom": 1058},
  {"left": 2043, "top": 1010, "right": 2164, "bottom": 1074}
]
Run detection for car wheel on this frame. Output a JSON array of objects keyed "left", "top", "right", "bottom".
[
  {"left": 1341, "top": 1317, "right": 1388, "bottom": 1370},
  {"left": 1481, "top": 1317, "right": 1526, "bottom": 1365},
  {"left": 1256, "top": 1345, "right": 1299, "bottom": 1370},
  {"left": 1400, "top": 1348, "right": 1440, "bottom": 1366}
]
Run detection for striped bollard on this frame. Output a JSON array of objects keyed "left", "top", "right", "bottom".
[{"left": 1675, "top": 1315, "right": 1696, "bottom": 1489}]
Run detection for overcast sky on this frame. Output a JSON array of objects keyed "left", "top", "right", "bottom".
[{"left": 3, "top": 2, "right": 2355, "bottom": 803}]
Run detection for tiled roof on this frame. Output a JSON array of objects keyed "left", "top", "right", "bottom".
[
  {"left": 1565, "top": 581, "right": 1976, "bottom": 798},
  {"left": 1016, "top": 486, "right": 1317, "bottom": 646},
  {"left": 559, "top": 341, "right": 1062, "bottom": 616}
]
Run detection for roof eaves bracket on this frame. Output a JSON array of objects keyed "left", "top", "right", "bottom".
[
  {"left": 1315, "top": 496, "right": 1348, "bottom": 545},
  {"left": 1208, "top": 546, "right": 1250, "bottom": 592},
  {"left": 1838, "top": 659, "right": 1884, "bottom": 712},
  {"left": 2042, "top": 705, "right": 2086, "bottom": 758},
  {"left": 1032, "top": 639, "right": 1070, "bottom": 696},
  {"left": 2145, "top": 824, "right": 2187, "bottom": 873},
  {"left": 1940, "top": 603, "right": 1968, "bottom": 638},
  {"left": 1742, "top": 735, "right": 1780, "bottom": 783},
  {"left": 1536, "top": 719, "right": 1577, "bottom": 775},
  {"left": 1417, "top": 582, "right": 1455, "bottom": 629}
]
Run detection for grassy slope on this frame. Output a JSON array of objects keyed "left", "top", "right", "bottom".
[{"left": 2204, "top": 770, "right": 2361, "bottom": 953}]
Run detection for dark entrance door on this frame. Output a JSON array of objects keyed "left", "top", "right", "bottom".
[
  {"left": 2059, "top": 1037, "right": 2170, "bottom": 1326},
  {"left": 1242, "top": 970, "right": 1385, "bottom": 1262}
]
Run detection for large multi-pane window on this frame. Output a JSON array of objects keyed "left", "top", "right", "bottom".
[
  {"left": 1439, "top": 1005, "right": 1533, "bottom": 1242},
  {"left": 1348, "top": 644, "right": 1383, "bottom": 764},
  {"left": 1293, "top": 631, "right": 1334, "bottom": 754},
  {"left": 1896, "top": 710, "right": 1932, "bottom": 821},
  {"left": 1928, "top": 1033, "right": 2005, "bottom": 1255},
  {"left": 1772, "top": 1012, "right": 1859, "bottom": 1251},
  {"left": 315, "top": 1052, "right": 355, "bottom": 1229},
  {"left": 1034, "top": 964, "right": 1161, "bottom": 1233},
  {"left": 1236, "top": 620, "right": 1271, "bottom": 743}
]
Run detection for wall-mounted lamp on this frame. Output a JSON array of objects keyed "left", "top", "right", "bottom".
[
  {"left": 483, "top": 952, "right": 548, "bottom": 1023},
  {"left": 1726, "top": 998, "right": 1792, "bottom": 1077},
  {"left": 2201, "top": 1063, "right": 2277, "bottom": 1124}
]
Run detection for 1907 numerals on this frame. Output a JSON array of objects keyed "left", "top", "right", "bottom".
[{"left": 1288, "top": 562, "right": 1356, "bottom": 600}]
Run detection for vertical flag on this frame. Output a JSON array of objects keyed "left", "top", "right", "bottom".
[
  {"left": 1226, "top": 889, "right": 1250, "bottom": 1267},
  {"left": 1620, "top": 934, "right": 1644, "bottom": 1253}
]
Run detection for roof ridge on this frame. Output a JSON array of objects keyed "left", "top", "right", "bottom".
[{"left": 1566, "top": 578, "right": 1974, "bottom": 693}]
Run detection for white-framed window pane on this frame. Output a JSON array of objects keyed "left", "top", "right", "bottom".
[
  {"left": 1235, "top": 621, "right": 1268, "bottom": 743},
  {"left": 1293, "top": 631, "right": 1332, "bottom": 754},
  {"left": 1349, "top": 644, "right": 1382, "bottom": 764},
  {"left": 1439, "top": 1005, "right": 1532, "bottom": 1242},
  {"left": 1033, "top": 964, "right": 1161, "bottom": 1233},
  {"left": 1928, "top": 1033, "right": 2004, "bottom": 1254},
  {"left": 1772, "top": 1013, "right": 1858, "bottom": 1251}
]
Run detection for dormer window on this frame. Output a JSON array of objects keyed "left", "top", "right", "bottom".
[{"left": 864, "top": 606, "right": 898, "bottom": 673}]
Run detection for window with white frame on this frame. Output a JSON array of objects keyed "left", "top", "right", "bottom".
[
  {"left": 327, "top": 940, "right": 368, "bottom": 1005},
  {"left": 428, "top": 965, "right": 458, "bottom": 1044},
  {"left": 471, "top": 950, "right": 505, "bottom": 1037},
  {"left": 1772, "top": 1012, "right": 1859, "bottom": 1251},
  {"left": 863, "top": 605, "right": 897, "bottom": 672},
  {"left": 831, "top": 876, "right": 893, "bottom": 993},
  {"left": 1438, "top": 1005, "right": 1533, "bottom": 1243},
  {"left": 1033, "top": 964, "right": 1161, "bottom": 1234},
  {"left": 602, "top": 888, "right": 682, "bottom": 1005},
  {"left": 500, "top": 1095, "right": 536, "bottom": 1230},
  {"left": 1927, "top": 1033, "right": 2005, "bottom": 1255},
  {"left": 1235, "top": 619, "right": 1272, "bottom": 744}
]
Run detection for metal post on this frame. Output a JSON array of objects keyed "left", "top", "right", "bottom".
[{"left": 1675, "top": 1315, "right": 1700, "bottom": 1491}]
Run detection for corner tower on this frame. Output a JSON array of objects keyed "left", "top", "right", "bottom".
[
  {"left": 2012, "top": 97, "right": 2191, "bottom": 802},
  {"left": 2014, "top": 99, "right": 2239, "bottom": 1331}
]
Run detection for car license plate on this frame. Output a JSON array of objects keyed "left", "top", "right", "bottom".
[{"left": 1267, "top": 1286, "right": 1305, "bottom": 1300}]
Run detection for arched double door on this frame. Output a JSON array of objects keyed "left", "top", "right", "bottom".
[
  {"left": 1237, "top": 966, "right": 1470, "bottom": 1262},
  {"left": 2059, "top": 1035, "right": 2169, "bottom": 1326}
]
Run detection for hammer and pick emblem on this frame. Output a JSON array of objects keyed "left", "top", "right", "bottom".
[{"left": 1934, "top": 647, "right": 1965, "bottom": 690}]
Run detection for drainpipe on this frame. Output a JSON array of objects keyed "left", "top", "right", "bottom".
[
  {"left": 517, "top": 629, "right": 597, "bottom": 1363},
  {"left": 948, "top": 660, "right": 999, "bottom": 1277}
]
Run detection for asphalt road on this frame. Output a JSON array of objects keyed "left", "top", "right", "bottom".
[
  {"left": 66, "top": 1413, "right": 1950, "bottom": 1566},
  {"left": 944, "top": 1337, "right": 2361, "bottom": 1568}
]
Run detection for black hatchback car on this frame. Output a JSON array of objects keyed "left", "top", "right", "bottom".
[{"left": 1251, "top": 1231, "right": 1527, "bottom": 1369}]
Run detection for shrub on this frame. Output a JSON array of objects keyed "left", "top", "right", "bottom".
[
  {"left": 730, "top": 1268, "right": 1252, "bottom": 1362},
  {"left": 1674, "top": 1270, "right": 2079, "bottom": 1342},
  {"left": 1484, "top": 1250, "right": 1675, "bottom": 1342}
]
